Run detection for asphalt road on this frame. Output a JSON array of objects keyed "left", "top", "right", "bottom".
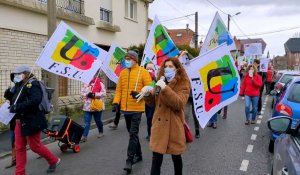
[{"left": 0, "top": 94, "right": 273, "bottom": 175}]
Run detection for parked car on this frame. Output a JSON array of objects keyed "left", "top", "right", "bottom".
[
  {"left": 267, "top": 116, "right": 300, "bottom": 175},
  {"left": 269, "top": 77, "right": 300, "bottom": 153},
  {"left": 271, "top": 71, "right": 300, "bottom": 109}
]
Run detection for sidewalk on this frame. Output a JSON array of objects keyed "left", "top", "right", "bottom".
[{"left": 0, "top": 109, "right": 116, "bottom": 159}]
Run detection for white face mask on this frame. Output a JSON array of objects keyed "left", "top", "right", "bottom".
[
  {"left": 13, "top": 74, "right": 24, "bottom": 83},
  {"left": 248, "top": 70, "right": 254, "bottom": 77}
]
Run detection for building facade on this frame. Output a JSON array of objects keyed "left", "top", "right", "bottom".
[{"left": 0, "top": 0, "right": 153, "bottom": 102}]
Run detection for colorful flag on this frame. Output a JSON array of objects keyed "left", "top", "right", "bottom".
[
  {"left": 142, "top": 16, "right": 179, "bottom": 67},
  {"left": 102, "top": 42, "right": 126, "bottom": 83},
  {"left": 200, "top": 12, "right": 236, "bottom": 55},
  {"left": 186, "top": 44, "right": 240, "bottom": 128},
  {"left": 36, "top": 21, "right": 107, "bottom": 84}
]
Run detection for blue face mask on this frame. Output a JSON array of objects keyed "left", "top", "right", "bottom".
[
  {"left": 124, "top": 60, "right": 133, "bottom": 68},
  {"left": 164, "top": 68, "right": 176, "bottom": 82}
]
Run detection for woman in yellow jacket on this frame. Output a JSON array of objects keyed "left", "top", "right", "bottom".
[{"left": 112, "top": 50, "right": 152, "bottom": 174}]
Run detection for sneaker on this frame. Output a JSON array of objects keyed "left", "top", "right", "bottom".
[
  {"left": 207, "top": 123, "right": 213, "bottom": 127},
  {"left": 245, "top": 120, "right": 250, "bottom": 125},
  {"left": 80, "top": 137, "right": 87, "bottom": 143},
  {"left": 251, "top": 120, "right": 256, "bottom": 124},
  {"left": 222, "top": 115, "right": 227, "bottom": 119},
  {"left": 257, "top": 111, "right": 262, "bottom": 115},
  {"left": 145, "top": 136, "right": 150, "bottom": 141},
  {"left": 47, "top": 158, "right": 61, "bottom": 173},
  {"left": 123, "top": 160, "right": 132, "bottom": 174},
  {"left": 97, "top": 133, "right": 104, "bottom": 138},
  {"left": 212, "top": 123, "right": 217, "bottom": 129},
  {"left": 108, "top": 124, "right": 118, "bottom": 129}
]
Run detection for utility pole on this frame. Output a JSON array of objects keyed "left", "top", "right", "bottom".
[
  {"left": 227, "top": 14, "right": 230, "bottom": 31},
  {"left": 195, "top": 12, "right": 198, "bottom": 49},
  {"left": 47, "top": 0, "right": 59, "bottom": 114}
]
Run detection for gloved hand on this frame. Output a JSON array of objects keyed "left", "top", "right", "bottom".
[
  {"left": 9, "top": 104, "right": 17, "bottom": 113},
  {"left": 86, "top": 92, "right": 95, "bottom": 98},
  {"left": 112, "top": 103, "right": 120, "bottom": 113},
  {"left": 130, "top": 91, "right": 139, "bottom": 99},
  {"left": 156, "top": 79, "right": 166, "bottom": 90},
  {"left": 136, "top": 86, "right": 154, "bottom": 102},
  {"left": 4, "top": 87, "right": 11, "bottom": 99}
]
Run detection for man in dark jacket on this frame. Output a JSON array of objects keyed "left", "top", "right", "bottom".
[{"left": 9, "top": 65, "right": 60, "bottom": 175}]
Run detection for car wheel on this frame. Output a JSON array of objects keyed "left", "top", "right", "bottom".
[{"left": 269, "top": 140, "right": 274, "bottom": 153}]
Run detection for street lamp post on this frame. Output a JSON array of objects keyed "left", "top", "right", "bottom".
[{"left": 227, "top": 12, "right": 241, "bottom": 31}]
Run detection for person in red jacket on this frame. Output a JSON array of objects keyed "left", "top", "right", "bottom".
[
  {"left": 239, "top": 64, "right": 263, "bottom": 125},
  {"left": 265, "top": 66, "right": 273, "bottom": 95}
]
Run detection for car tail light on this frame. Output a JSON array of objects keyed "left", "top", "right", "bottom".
[{"left": 275, "top": 103, "right": 293, "bottom": 117}]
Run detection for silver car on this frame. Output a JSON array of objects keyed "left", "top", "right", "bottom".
[{"left": 268, "top": 116, "right": 300, "bottom": 175}]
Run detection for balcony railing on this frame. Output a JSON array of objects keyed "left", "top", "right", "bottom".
[
  {"left": 100, "top": 7, "right": 112, "bottom": 23},
  {"left": 38, "top": 0, "right": 85, "bottom": 15}
]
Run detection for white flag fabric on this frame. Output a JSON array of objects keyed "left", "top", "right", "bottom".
[
  {"left": 244, "top": 43, "right": 262, "bottom": 56},
  {"left": 36, "top": 21, "right": 107, "bottom": 84},
  {"left": 101, "top": 43, "right": 126, "bottom": 83},
  {"left": 185, "top": 44, "right": 240, "bottom": 128},
  {"left": 142, "top": 16, "right": 179, "bottom": 67},
  {"left": 200, "top": 12, "right": 236, "bottom": 55}
]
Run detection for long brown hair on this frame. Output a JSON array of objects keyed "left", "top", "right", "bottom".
[
  {"left": 157, "top": 57, "right": 190, "bottom": 84},
  {"left": 246, "top": 64, "right": 258, "bottom": 74}
]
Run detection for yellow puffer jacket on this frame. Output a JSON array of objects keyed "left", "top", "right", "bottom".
[{"left": 113, "top": 64, "right": 152, "bottom": 112}]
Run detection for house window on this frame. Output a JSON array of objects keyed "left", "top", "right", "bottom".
[
  {"left": 125, "top": 0, "right": 137, "bottom": 20},
  {"left": 100, "top": 8, "right": 112, "bottom": 23}
]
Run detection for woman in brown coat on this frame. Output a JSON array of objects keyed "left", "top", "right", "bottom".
[{"left": 141, "top": 57, "right": 190, "bottom": 175}]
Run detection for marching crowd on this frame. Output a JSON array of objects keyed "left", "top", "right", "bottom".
[{"left": 3, "top": 50, "right": 274, "bottom": 175}]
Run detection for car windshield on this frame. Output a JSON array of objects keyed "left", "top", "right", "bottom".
[
  {"left": 287, "top": 83, "right": 300, "bottom": 103},
  {"left": 279, "top": 74, "right": 300, "bottom": 84}
]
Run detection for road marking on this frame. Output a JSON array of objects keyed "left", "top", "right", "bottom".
[
  {"left": 258, "top": 115, "right": 263, "bottom": 119},
  {"left": 263, "top": 105, "right": 266, "bottom": 108},
  {"left": 257, "top": 120, "right": 261, "bottom": 124},
  {"left": 264, "top": 102, "right": 267, "bottom": 105},
  {"left": 251, "top": 134, "right": 257, "bottom": 140},
  {"left": 261, "top": 111, "right": 264, "bottom": 114},
  {"left": 240, "top": 160, "right": 249, "bottom": 171},
  {"left": 246, "top": 145, "right": 254, "bottom": 152},
  {"left": 262, "top": 107, "right": 265, "bottom": 111},
  {"left": 254, "top": 126, "right": 259, "bottom": 131}
]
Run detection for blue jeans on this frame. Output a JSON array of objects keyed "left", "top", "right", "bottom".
[
  {"left": 209, "top": 113, "right": 218, "bottom": 123},
  {"left": 245, "top": 96, "right": 259, "bottom": 121},
  {"left": 83, "top": 111, "right": 103, "bottom": 137}
]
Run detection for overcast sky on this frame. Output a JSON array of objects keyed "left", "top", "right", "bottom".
[{"left": 149, "top": 0, "right": 300, "bottom": 57}]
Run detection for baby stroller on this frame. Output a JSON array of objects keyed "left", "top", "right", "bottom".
[{"left": 45, "top": 116, "right": 84, "bottom": 153}]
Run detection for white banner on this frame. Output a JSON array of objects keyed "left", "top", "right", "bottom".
[
  {"left": 142, "top": 16, "right": 179, "bottom": 67},
  {"left": 260, "top": 57, "right": 269, "bottom": 72},
  {"left": 185, "top": 44, "right": 240, "bottom": 128},
  {"left": 200, "top": 12, "right": 236, "bottom": 55},
  {"left": 102, "top": 43, "right": 126, "bottom": 83},
  {"left": 36, "top": 21, "right": 107, "bottom": 84},
  {"left": 244, "top": 43, "right": 262, "bottom": 56}
]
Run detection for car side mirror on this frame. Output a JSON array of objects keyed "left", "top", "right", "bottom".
[{"left": 267, "top": 116, "right": 292, "bottom": 134}]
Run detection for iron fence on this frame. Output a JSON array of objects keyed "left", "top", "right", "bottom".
[
  {"left": 0, "top": 69, "right": 83, "bottom": 103},
  {"left": 37, "top": 0, "right": 85, "bottom": 15}
]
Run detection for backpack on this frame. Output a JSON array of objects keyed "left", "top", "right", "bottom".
[{"left": 29, "top": 78, "right": 54, "bottom": 114}]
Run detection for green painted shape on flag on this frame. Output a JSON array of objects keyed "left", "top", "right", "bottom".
[
  {"left": 62, "top": 29, "right": 84, "bottom": 48},
  {"left": 113, "top": 47, "right": 126, "bottom": 62},
  {"left": 216, "top": 55, "right": 236, "bottom": 84},
  {"left": 154, "top": 25, "right": 170, "bottom": 49}
]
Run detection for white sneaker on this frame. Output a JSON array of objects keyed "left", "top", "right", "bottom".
[{"left": 97, "top": 133, "right": 104, "bottom": 138}]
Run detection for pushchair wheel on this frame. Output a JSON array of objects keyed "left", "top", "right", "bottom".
[
  {"left": 73, "top": 145, "right": 81, "bottom": 153},
  {"left": 60, "top": 144, "right": 68, "bottom": 152}
]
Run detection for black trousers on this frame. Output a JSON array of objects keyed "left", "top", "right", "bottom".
[
  {"left": 150, "top": 152, "right": 182, "bottom": 175},
  {"left": 124, "top": 113, "right": 142, "bottom": 162},
  {"left": 113, "top": 106, "right": 121, "bottom": 126},
  {"left": 258, "top": 83, "right": 264, "bottom": 112}
]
